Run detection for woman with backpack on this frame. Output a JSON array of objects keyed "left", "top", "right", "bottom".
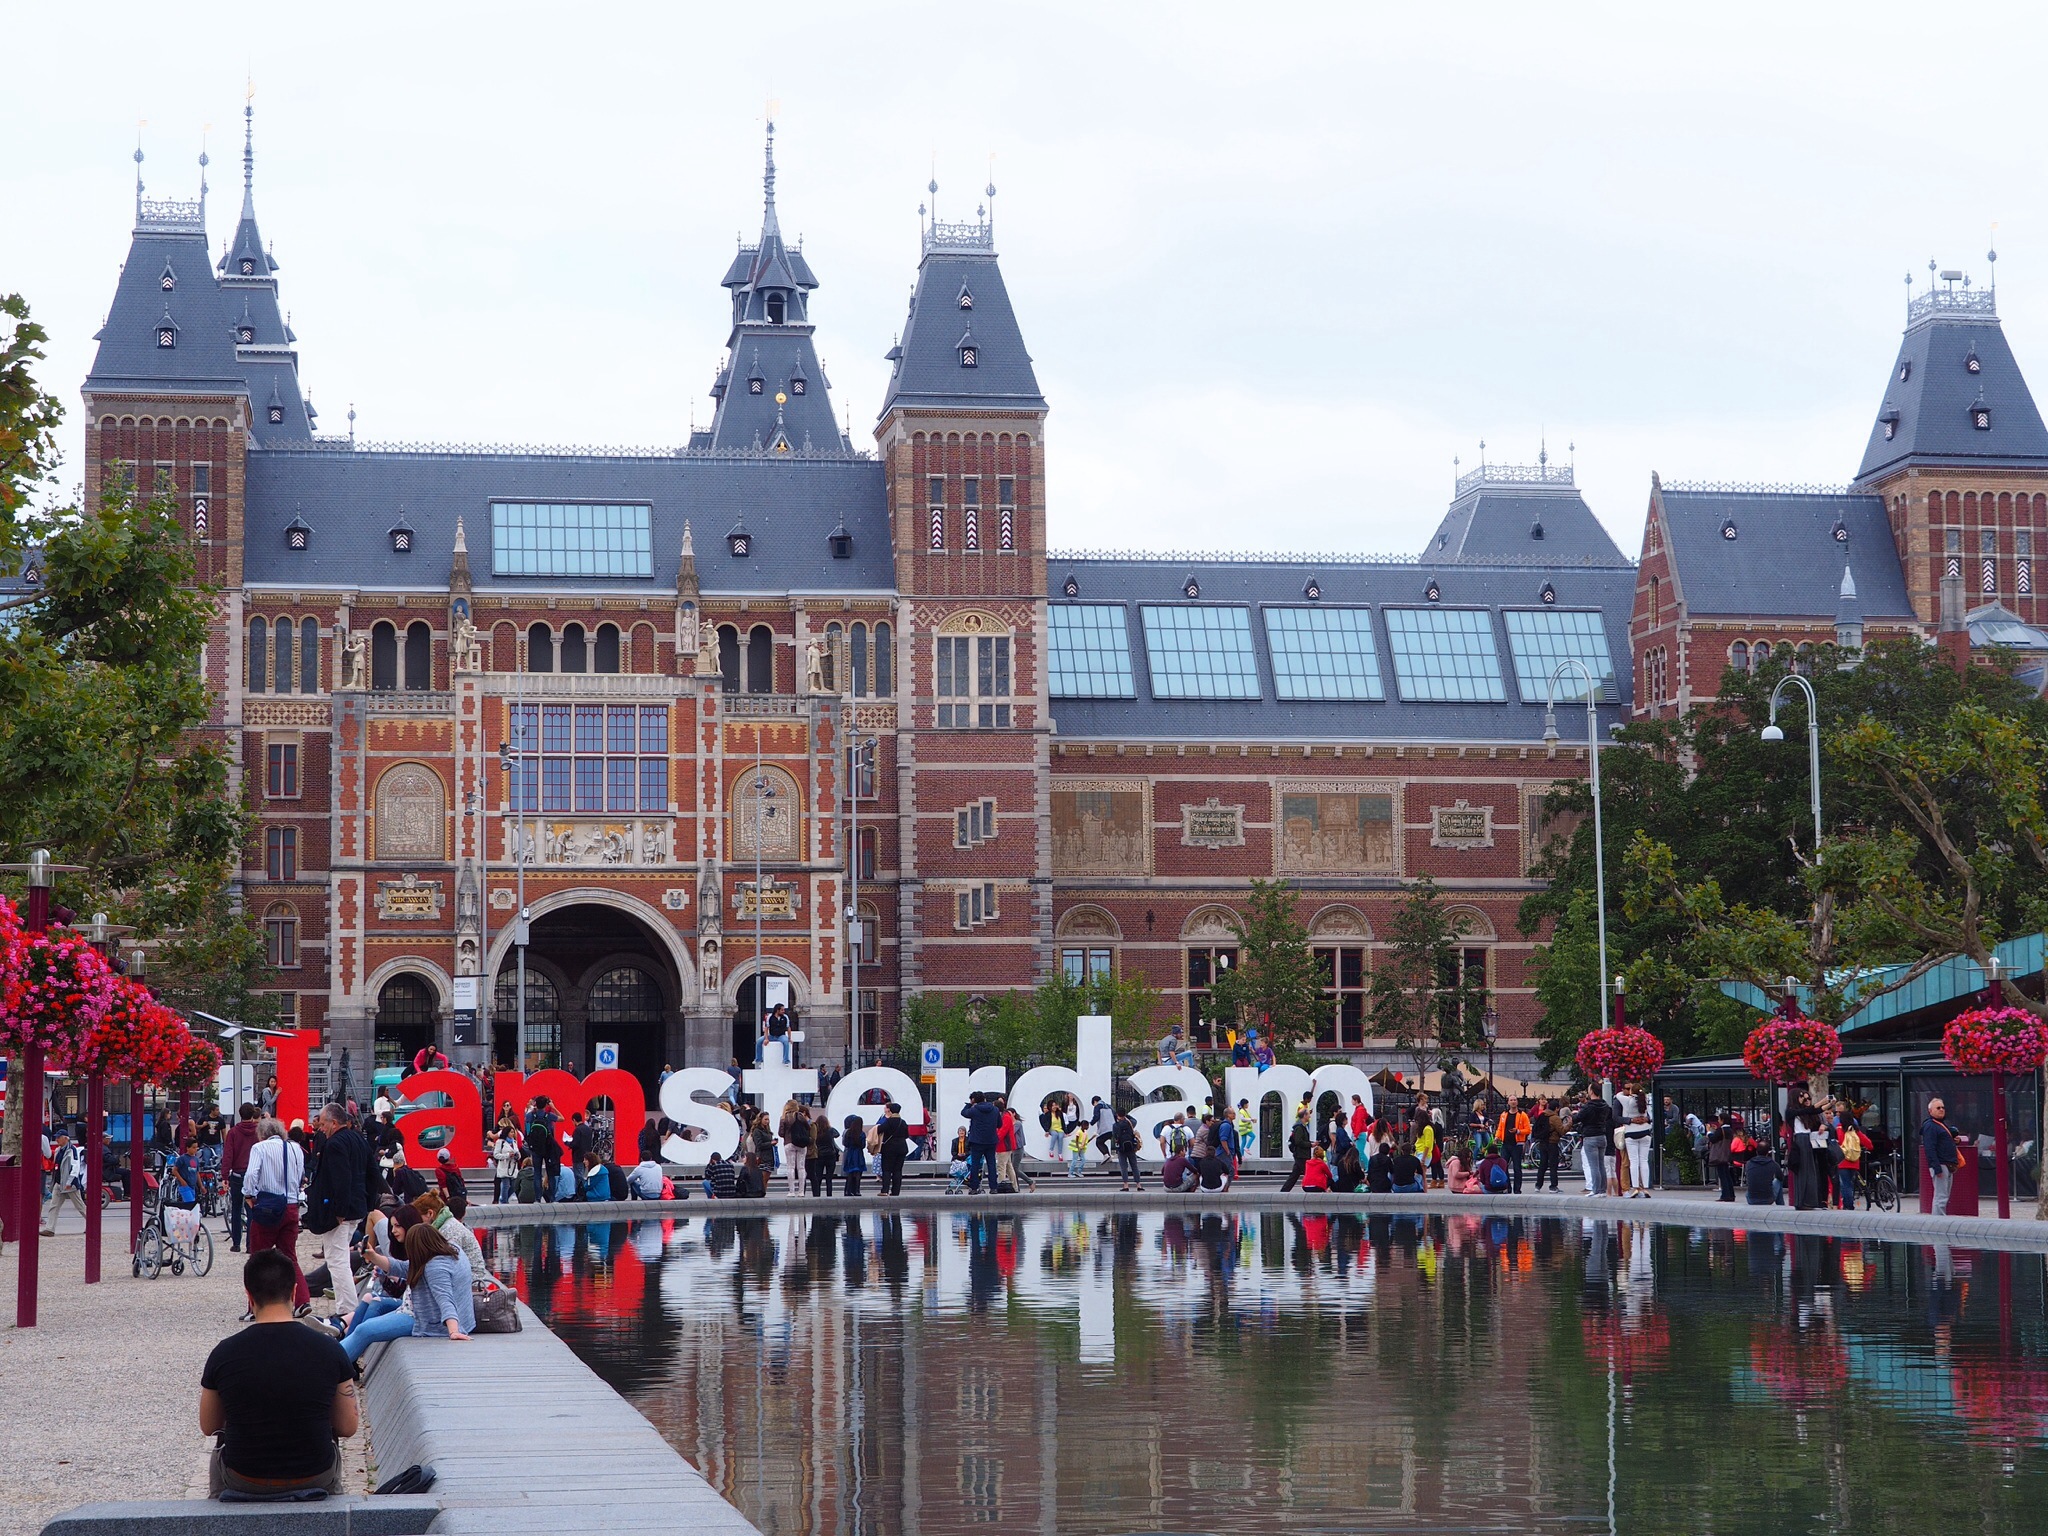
[
  {"left": 1111, "top": 1112, "right": 1141, "bottom": 1191},
  {"left": 841, "top": 1115, "right": 867, "bottom": 1197}
]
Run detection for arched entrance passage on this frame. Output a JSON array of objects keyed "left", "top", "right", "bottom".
[
  {"left": 731, "top": 966, "right": 803, "bottom": 1069},
  {"left": 487, "top": 901, "right": 682, "bottom": 1097},
  {"left": 375, "top": 974, "right": 439, "bottom": 1070}
]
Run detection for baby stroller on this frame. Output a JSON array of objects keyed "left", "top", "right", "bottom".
[{"left": 946, "top": 1155, "right": 972, "bottom": 1194}]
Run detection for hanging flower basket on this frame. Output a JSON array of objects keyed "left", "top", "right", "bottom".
[
  {"left": 1575, "top": 1025, "right": 1666, "bottom": 1085},
  {"left": 163, "top": 1034, "right": 223, "bottom": 1093},
  {"left": 59, "top": 980, "right": 186, "bottom": 1083},
  {"left": 1742, "top": 1011, "right": 1841, "bottom": 1084},
  {"left": 1942, "top": 1006, "right": 2048, "bottom": 1077},
  {"left": 0, "top": 930, "right": 115, "bottom": 1058},
  {"left": 0, "top": 894, "right": 25, "bottom": 1018}
]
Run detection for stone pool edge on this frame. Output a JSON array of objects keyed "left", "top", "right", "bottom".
[{"left": 466, "top": 1187, "right": 2048, "bottom": 1251}]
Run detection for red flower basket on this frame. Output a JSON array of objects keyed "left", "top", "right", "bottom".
[
  {"left": 1576, "top": 1025, "right": 1665, "bottom": 1085},
  {"left": 163, "top": 1034, "right": 223, "bottom": 1094},
  {"left": 58, "top": 980, "right": 188, "bottom": 1083},
  {"left": 1942, "top": 1006, "right": 2048, "bottom": 1077},
  {"left": 0, "top": 929, "right": 115, "bottom": 1058},
  {"left": 0, "top": 894, "right": 25, "bottom": 1018},
  {"left": 1743, "top": 1009, "right": 1841, "bottom": 1085}
]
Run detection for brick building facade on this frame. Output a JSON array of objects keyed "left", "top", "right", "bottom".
[{"left": 78, "top": 118, "right": 1641, "bottom": 1094}]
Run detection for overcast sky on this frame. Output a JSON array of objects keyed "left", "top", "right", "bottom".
[{"left": 7, "top": 3, "right": 2046, "bottom": 559}]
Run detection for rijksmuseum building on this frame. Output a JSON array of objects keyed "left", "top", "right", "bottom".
[{"left": 73, "top": 112, "right": 2048, "bottom": 1094}]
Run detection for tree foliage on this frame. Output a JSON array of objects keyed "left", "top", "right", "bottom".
[
  {"left": 0, "top": 294, "right": 64, "bottom": 563},
  {"left": 903, "top": 967, "right": 1168, "bottom": 1073},
  {"left": 1370, "top": 876, "right": 1488, "bottom": 1083},
  {"left": 1204, "top": 878, "right": 1326, "bottom": 1047}
]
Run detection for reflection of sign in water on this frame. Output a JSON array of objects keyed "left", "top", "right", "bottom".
[
  {"left": 1278, "top": 791, "right": 1396, "bottom": 873},
  {"left": 1052, "top": 785, "right": 1149, "bottom": 874},
  {"left": 375, "top": 874, "right": 444, "bottom": 920},
  {"left": 1181, "top": 799, "right": 1245, "bottom": 849}
]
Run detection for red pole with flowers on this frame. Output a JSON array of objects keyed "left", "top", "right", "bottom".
[
  {"left": 0, "top": 852, "right": 108, "bottom": 1328},
  {"left": 59, "top": 978, "right": 183, "bottom": 1282},
  {"left": 1742, "top": 989, "right": 1842, "bottom": 1206},
  {"left": 1940, "top": 1005, "right": 2048, "bottom": 1221},
  {"left": 1576, "top": 1019, "right": 1665, "bottom": 1100}
]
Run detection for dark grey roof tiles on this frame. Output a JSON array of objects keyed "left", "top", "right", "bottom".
[
  {"left": 1045, "top": 556, "right": 1633, "bottom": 742},
  {"left": 880, "top": 248, "right": 1045, "bottom": 416},
  {"left": 706, "top": 329, "right": 845, "bottom": 453},
  {"left": 86, "top": 226, "right": 247, "bottom": 395},
  {"left": 241, "top": 448, "right": 893, "bottom": 594},
  {"left": 1657, "top": 489, "right": 1915, "bottom": 618},
  {"left": 1423, "top": 485, "right": 1628, "bottom": 567},
  {"left": 1855, "top": 304, "right": 2048, "bottom": 480}
]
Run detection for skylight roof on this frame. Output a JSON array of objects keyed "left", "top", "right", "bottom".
[
  {"left": 1502, "top": 608, "right": 1617, "bottom": 703},
  {"left": 1264, "top": 606, "right": 1384, "bottom": 701},
  {"left": 1048, "top": 605, "right": 1136, "bottom": 699},
  {"left": 491, "top": 502, "right": 654, "bottom": 578},
  {"left": 1382, "top": 607, "right": 1505, "bottom": 702},
  {"left": 1139, "top": 605, "right": 1261, "bottom": 699}
]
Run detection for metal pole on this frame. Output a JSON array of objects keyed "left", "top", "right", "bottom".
[
  {"left": 16, "top": 848, "right": 54, "bottom": 1327},
  {"left": 846, "top": 728, "right": 858, "bottom": 1070},
  {"left": 1764, "top": 674, "right": 1823, "bottom": 853},
  {"left": 1546, "top": 661, "right": 1607, "bottom": 1040},
  {"left": 84, "top": 1075, "right": 103, "bottom": 1284},
  {"left": 753, "top": 724, "right": 768, "bottom": 1079}
]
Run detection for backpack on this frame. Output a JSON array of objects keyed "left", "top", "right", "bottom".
[
  {"left": 1289, "top": 1122, "right": 1311, "bottom": 1159},
  {"left": 1484, "top": 1161, "right": 1511, "bottom": 1192}
]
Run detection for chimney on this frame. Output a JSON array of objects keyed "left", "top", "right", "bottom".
[{"left": 1938, "top": 565, "right": 1970, "bottom": 672}]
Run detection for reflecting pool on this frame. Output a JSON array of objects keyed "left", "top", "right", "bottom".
[{"left": 486, "top": 1211, "right": 2048, "bottom": 1535}]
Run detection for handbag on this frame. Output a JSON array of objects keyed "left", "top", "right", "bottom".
[
  {"left": 471, "top": 1281, "right": 522, "bottom": 1334},
  {"left": 250, "top": 1188, "right": 289, "bottom": 1226}
]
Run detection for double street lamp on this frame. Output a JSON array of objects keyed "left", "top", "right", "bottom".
[{"left": 1760, "top": 673, "right": 1823, "bottom": 853}]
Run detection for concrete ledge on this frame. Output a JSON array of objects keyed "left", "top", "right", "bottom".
[
  {"left": 361, "top": 1303, "right": 762, "bottom": 1536},
  {"left": 465, "top": 1186, "right": 2048, "bottom": 1250},
  {"left": 40, "top": 1497, "right": 440, "bottom": 1536}
]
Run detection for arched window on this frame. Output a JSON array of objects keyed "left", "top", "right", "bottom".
[
  {"left": 248, "top": 617, "right": 269, "bottom": 693},
  {"left": 263, "top": 902, "right": 299, "bottom": 968},
  {"left": 717, "top": 625, "right": 741, "bottom": 692},
  {"left": 526, "top": 623, "right": 554, "bottom": 673},
  {"left": 493, "top": 967, "right": 561, "bottom": 1072},
  {"left": 856, "top": 901, "right": 880, "bottom": 964},
  {"left": 371, "top": 622, "right": 398, "bottom": 690},
  {"left": 765, "top": 293, "right": 786, "bottom": 325},
  {"left": 747, "top": 625, "right": 773, "bottom": 694},
  {"left": 593, "top": 623, "right": 621, "bottom": 674},
  {"left": 375, "top": 974, "right": 438, "bottom": 1070},
  {"left": 826, "top": 622, "right": 843, "bottom": 694},
  {"left": 851, "top": 621, "right": 869, "bottom": 696},
  {"left": 875, "top": 620, "right": 893, "bottom": 696},
  {"left": 1752, "top": 641, "right": 1772, "bottom": 669},
  {"left": 587, "top": 966, "right": 662, "bottom": 1025},
  {"left": 274, "top": 615, "right": 294, "bottom": 694},
  {"left": 1730, "top": 641, "right": 1749, "bottom": 675},
  {"left": 559, "top": 623, "right": 588, "bottom": 674},
  {"left": 403, "top": 621, "right": 432, "bottom": 689},
  {"left": 1795, "top": 642, "right": 1815, "bottom": 675},
  {"left": 300, "top": 618, "right": 319, "bottom": 694}
]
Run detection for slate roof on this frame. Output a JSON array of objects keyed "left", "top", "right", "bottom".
[
  {"left": 241, "top": 448, "right": 893, "bottom": 594},
  {"left": 1855, "top": 296, "right": 2048, "bottom": 481},
  {"left": 1656, "top": 488, "right": 1916, "bottom": 619},
  {"left": 880, "top": 239, "right": 1045, "bottom": 416},
  {"left": 1423, "top": 482, "right": 1628, "bottom": 567},
  {"left": 1045, "top": 556, "right": 1634, "bottom": 743}
]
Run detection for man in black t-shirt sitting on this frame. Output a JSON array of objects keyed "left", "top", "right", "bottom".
[{"left": 200, "top": 1250, "right": 358, "bottom": 1497}]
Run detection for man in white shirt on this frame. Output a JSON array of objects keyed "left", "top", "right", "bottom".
[{"left": 40, "top": 1133, "right": 89, "bottom": 1234}]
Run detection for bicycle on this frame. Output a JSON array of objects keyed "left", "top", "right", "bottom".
[
  {"left": 133, "top": 1173, "right": 215, "bottom": 1279},
  {"left": 1858, "top": 1151, "right": 1899, "bottom": 1212}
]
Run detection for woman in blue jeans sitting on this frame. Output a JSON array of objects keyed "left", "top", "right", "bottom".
[{"left": 340, "top": 1224, "right": 474, "bottom": 1364}]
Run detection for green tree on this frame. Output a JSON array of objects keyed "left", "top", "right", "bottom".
[
  {"left": 0, "top": 294, "right": 64, "bottom": 563},
  {"left": 901, "top": 967, "right": 1168, "bottom": 1076},
  {"left": 1205, "top": 878, "right": 1326, "bottom": 1049},
  {"left": 1370, "top": 876, "right": 1487, "bottom": 1085}
]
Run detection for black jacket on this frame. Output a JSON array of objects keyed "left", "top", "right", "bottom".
[
  {"left": 877, "top": 1115, "right": 911, "bottom": 1159},
  {"left": 305, "top": 1126, "right": 370, "bottom": 1233}
]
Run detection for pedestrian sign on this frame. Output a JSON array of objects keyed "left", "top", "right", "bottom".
[
  {"left": 594, "top": 1041, "right": 620, "bottom": 1072},
  {"left": 920, "top": 1041, "right": 944, "bottom": 1083}
]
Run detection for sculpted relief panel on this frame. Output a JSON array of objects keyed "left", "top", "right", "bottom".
[
  {"left": 1052, "top": 782, "right": 1151, "bottom": 876},
  {"left": 374, "top": 764, "right": 445, "bottom": 862}
]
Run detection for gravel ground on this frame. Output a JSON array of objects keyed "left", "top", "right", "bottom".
[{"left": 0, "top": 1206, "right": 374, "bottom": 1536}]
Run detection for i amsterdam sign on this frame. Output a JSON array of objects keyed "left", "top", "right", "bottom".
[{"left": 262, "top": 1019, "right": 1378, "bottom": 1172}]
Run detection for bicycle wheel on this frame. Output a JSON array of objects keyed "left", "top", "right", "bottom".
[
  {"left": 1872, "top": 1171, "right": 1898, "bottom": 1211},
  {"left": 190, "top": 1224, "right": 214, "bottom": 1277},
  {"left": 137, "top": 1229, "right": 164, "bottom": 1280}
]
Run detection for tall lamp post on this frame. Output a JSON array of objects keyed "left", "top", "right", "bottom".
[
  {"left": 843, "top": 734, "right": 875, "bottom": 1070},
  {"left": 1481, "top": 1007, "right": 1499, "bottom": 1121},
  {"left": 1760, "top": 673, "right": 1823, "bottom": 853},
  {"left": 1543, "top": 659, "right": 1610, "bottom": 1047},
  {"left": 751, "top": 749, "right": 777, "bottom": 1073},
  {"left": 79, "top": 913, "right": 134, "bottom": 1286},
  {"left": 497, "top": 686, "right": 533, "bottom": 1074}
]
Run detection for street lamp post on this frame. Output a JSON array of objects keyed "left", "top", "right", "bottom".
[
  {"left": 78, "top": 913, "right": 132, "bottom": 1286},
  {"left": 1760, "top": 673, "right": 1823, "bottom": 853},
  {"left": 751, "top": 744, "right": 777, "bottom": 1074},
  {"left": 1481, "top": 1007, "right": 1499, "bottom": 1122},
  {"left": 497, "top": 683, "right": 532, "bottom": 1075},
  {"left": 1543, "top": 660, "right": 1610, "bottom": 1048}
]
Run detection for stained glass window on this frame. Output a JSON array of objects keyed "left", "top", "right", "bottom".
[
  {"left": 490, "top": 502, "right": 653, "bottom": 578},
  {"left": 1382, "top": 608, "right": 1505, "bottom": 702},
  {"left": 1264, "top": 607, "right": 1384, "bottom": 701},
  {"left": 1502, "top": 608, "right": 1617, "bottom": 703},
  {"left": 1048, "top": 605, "right": 1136, "bottom": 698},
  {"left": 1139, "top": 606, "right": 1261, "bottom": 699}
]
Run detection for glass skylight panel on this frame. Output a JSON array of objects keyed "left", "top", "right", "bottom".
[
  {"left": 491, "top": 502, "right": 654, "bottom": 578},
  {"left": 1139, "top": 605, "right": 1261, "bottom": 699},
  {"left": 1048, "top": 605, "right": 1136, "bottom": 698},
  {"left": 1382, "top": 608, "right": 1506, "bottom": 702},
  {"left": 1503, "top": 608, "right": 1618, "bottom": 703},
  {"left": 1264, "top": 607, "right": 1384, "bottom": 701}
]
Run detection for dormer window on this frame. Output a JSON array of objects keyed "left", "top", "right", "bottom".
[
  {"left": 389, "top": 517, "right": 415, "bottom": 553},
  {"left": 957, "top": 285, "right": 974, "bottom": 310},
  {"left": 1831, "top": 520, "right": 1849, "bottom": 543},
  {"left": 239, "top": 256, "right": 256, "bottom": 275},
  {"left": 1881, "top": 404, "right": 1900, "bottom": 440},
  {"left": 829, "top": 523, "right": 852, "bottom": 560},
  {"left": 159, "top": 263, "right": 176, "bottom": 292},
  {"left": 267, "top": 403, "right": 285, "bottom": 424},
  {"left": 1303, "top": 576, "right": 1322, "bottom": 601},
  {"left": 1898, "top": 360, "right": 1911, "bottom": 382},
  {"left": 1529, "top": 518, "right": 1545, "bottom": 540},
  {"left": 728, "top": 516, "right": 751, "bottom": 557},
  {"left": 1966, "top": 347, "right": 1982, "bottom": 374},
  {"left": 1183, "top": 575, "right": 1200, "bottom": 599},
  {"left": 1424, "top": 579, "right": 1442, "bottom": 603},
  {"left": 765, "top": 294, "right": 786, "bottom": 325},
  {"left": 1539, "top": 582, "right": 1557, "bottom": 604},
  {"left": 1973, "top": 399, "right": 1993, "bottom": 430},
  {"left": 960, "top": 345, "right": 977, "bottom": 368},
  {"left": 285, "top": 517, "right": 312, "bottom": 551},
  {"left": 748, "top": 376, "right": 764, "bottom": 395},
  {"left": 790, "top": 376, "right": 805, "bottom": 395},
  {"left": 157, "top": 325, "right": 176, "bottom": 349},
  {"left": 1062, "top": 575, "right": 1079, "bottom": 598},
  {"left": 1721, "top": 519, "right": 1738, "bottom": 540}
]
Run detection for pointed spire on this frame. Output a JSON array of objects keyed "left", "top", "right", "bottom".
[
  {"left": 453, "top": 516, "right": 467, "bottom": 555},
  {"left": 241, "top": 98, "right": 256, "bottom": 222},
  {"left": 133, "top": 139, "right": 145, "bottom": 222},
  {"left": 761, "top": 119, "right": 780, "bottom": 241},
  {"left": 678, "top": 521, "right": 700, "bottom": 600}
]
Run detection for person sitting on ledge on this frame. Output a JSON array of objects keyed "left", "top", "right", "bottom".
[
  {"left": 1743, "top": 1147, "right": 1785, "bottom": 1207},
  {"left": 1160, "top": 1149, "right": 1197, "bottom": 1193},
  {"left": 1195, "top": 1153, "right": 1232, "bottom": 1192},
  {"left": 1299, "top": 1144, "right": 1333, "bottom": 1192},
  {"left": 340, "top": 1223, "right": 474, "bottom": 1365},
  {"left": 1388, "top": 1138, "right": 1426, "bottom": 1194},
  {"left": 628, "top": 1157, "right": 667, "bottom": 1200},
  {"left": 1365, "top": 1143, "right": 1395, "bottom": 1193},
  {"left": 579, "top": 1154, "right": 612, "bottom": 1203},
  {"left": 733, "top": 1151, "right": 768, "bottom": 1199},
  {"left": 1444, "top": 1149, "right": 1479, "bottom": 1194},
  {"left": 704, "top": 1150, "right": 740, "bottom": 1200},
  {"left": 1475, "top": 1147, "right": 1512, "bottom": 1193},
  {"left": 200, "top": 1249, "right": 357, "bottom": 1498}
]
